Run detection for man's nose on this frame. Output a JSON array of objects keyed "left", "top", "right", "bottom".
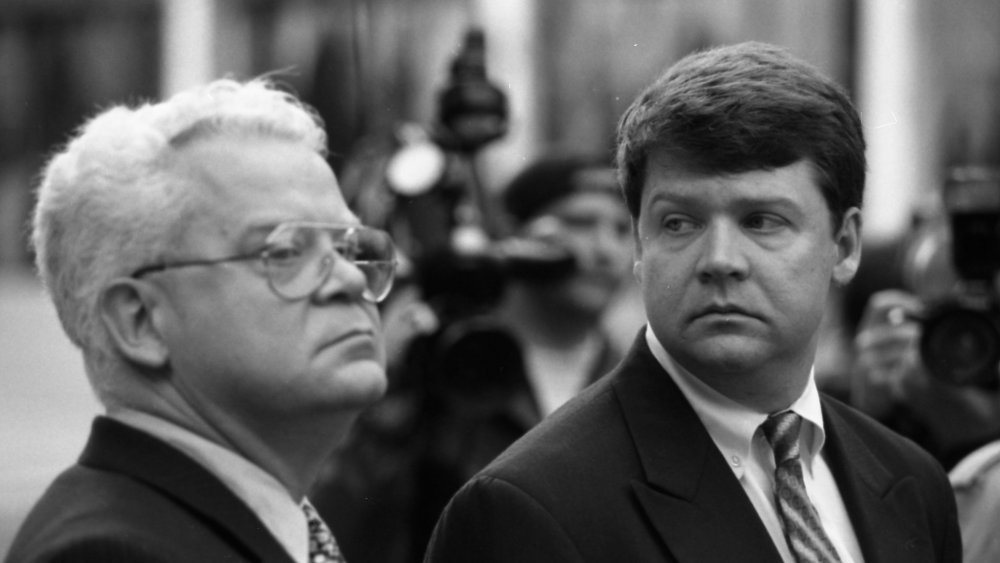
[
  {"left": 696, "top": 222, "right": 749, "bottom": 282},
  {"left": 312, "top": 253, "right": 369, "bottom": 302}
]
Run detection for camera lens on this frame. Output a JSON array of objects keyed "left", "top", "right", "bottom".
[{"left": 920, "top": 304, "right": 1000, "bottom": 387}]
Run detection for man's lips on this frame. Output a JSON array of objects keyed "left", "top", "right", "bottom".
[
  {"left": 691, "top": 304, "right": 760, "bottom": 322},
  {"left": 321, "top": 328, "right": 377, "bottom": 352}
]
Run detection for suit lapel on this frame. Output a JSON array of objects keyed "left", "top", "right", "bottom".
[
  {"left": 613, "top": 336, "right": 784, "bottom": 563},
  {"left": 821, "top": 404, "right": 939, "bottom": 563},
  {"left": 80, "top": 417, "right": 296, "bottom": 563}
]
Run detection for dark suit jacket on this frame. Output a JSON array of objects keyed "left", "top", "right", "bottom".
[
  {"left": 5, "top": 417, "right": 296, "bottom": 563},
  {"left": 424, "top": 332, "right": 962, "bottom": 562}
]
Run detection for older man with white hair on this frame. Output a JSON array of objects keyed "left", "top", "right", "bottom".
[{"left": 5, "top": 78, "right": 396, "bottom": 563}]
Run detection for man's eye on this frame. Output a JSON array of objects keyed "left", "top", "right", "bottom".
[
  {"left": 744, "top": 214, "right": 786, "bottom": 231},
  {"left": 266, "top": 245, "right": 304, "bottom": 263},
  {"left": 662, "top": 216, "right": 698, "bottom": 234}
]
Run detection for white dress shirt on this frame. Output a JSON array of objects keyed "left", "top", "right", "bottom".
[
  {"left": 950, "top": 439, "right": 1000, "bottom": 562},
  {"left": 110, "top": 409, "right": 310, "bottom": 563},
  {"left": 645, "top": 328, "right": 864, "bottom": 563}
]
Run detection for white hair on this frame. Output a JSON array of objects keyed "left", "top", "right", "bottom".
[{"left": 31, "top": 77, "right": 328, "bottom": 393}]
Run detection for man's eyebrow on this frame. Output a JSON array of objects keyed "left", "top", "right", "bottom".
[
  {"left": 236, "top": 222, "right": 283, "bottom": 246},
  {"left": 246, "top": 222, "right": 282, "bottom": 234},
  {"left": 649, "top": 192, "right": 800, "bottom": 209},
  {"left": 733, "top": 195, "right": 800, "bottom": 209}
]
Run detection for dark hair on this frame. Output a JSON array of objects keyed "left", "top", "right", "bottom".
[
  {"left": 502, "top": 154, "right": 618, "bottom": 225},
  {"left": 615, "top": 41, "right": 865, "bottom": 230}
]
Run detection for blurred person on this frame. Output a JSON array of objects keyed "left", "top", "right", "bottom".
[
  {"left": 425, "top": 42, "right": 961, "bottom": 563},
  {"left": 309, "top": 154, "right": 633, "bottom": 563},
  {"left": 494, "top": 154, "right": 633, "bottom": 418},
  {"left": 850, "top": 174, "right": 1000, "bottom": 472},
  {"left": 851, "top": 289, "right": 1000, "bottom": 469},
  {"left": 5, "top": 77, "right": 396, "bottom": 562}
]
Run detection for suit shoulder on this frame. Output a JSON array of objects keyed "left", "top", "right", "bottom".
[
  {"left": 479, "top": 374, "right": 634, "bottom": 489},
  {"left": 7, "top": 466, "right": 168, "bottom": 554},
  {"left": 6, "top": 535, "right": 174, "bottom": 563},
  {"left": 6, "top": 464, "right": 246, "bottom": 563}
]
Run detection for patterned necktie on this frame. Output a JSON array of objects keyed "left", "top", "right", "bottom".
[
  {"left": 762, "top": 411, "right": 842, "bottom": 563},
  {"left": 302, "top": 500, "right": 346, "bottom": 563}
]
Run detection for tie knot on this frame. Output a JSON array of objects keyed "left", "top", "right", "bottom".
[{"left": 762, "top": 410, "right": 802, "bottom": 464}]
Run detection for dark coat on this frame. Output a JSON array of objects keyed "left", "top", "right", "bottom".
[
  {"left": 424, "top": 331, "right": 963, "bottom": 563},
  {"left": 311, "top": 324, "right": 621, "bottom": 563},
  {"left": 5, "top": 417, "right": 295, "bottom": 563}
]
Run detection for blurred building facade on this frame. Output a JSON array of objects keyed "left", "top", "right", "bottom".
[
  {"left": 2, "top": 0, "right": 998, "bottom": 398},
  {"left": 5, "top": 0, "right": 996, "bottom": 272}
]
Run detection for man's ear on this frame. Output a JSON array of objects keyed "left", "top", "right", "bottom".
[
  {"left": 832, "top": 207, "right": 862, "bottom": 287},
  {"left": 98, "top": 279, "right": 170, "bottom": 370}
]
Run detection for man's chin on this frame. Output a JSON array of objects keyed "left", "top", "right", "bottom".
[
  {"left": 679, "top": 336, "right": 769, "bottom": 373},
  {"left": 330, "top": 361, "right": 388, "bottom": 406}
]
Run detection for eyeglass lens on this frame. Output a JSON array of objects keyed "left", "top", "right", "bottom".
[{"left": 264, "top": 224, "right": 396, "bottom": 302}]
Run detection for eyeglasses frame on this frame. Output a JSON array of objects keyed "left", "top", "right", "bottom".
[{"left": 129, "top": 221, "right": 396, "bottom": 302}]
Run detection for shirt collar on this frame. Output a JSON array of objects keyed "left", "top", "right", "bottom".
[
  {"left": 644, "top": 326, "right": 827, "bottom": 473},
  {"left": 109, "top": 408, "right": 309, "bottom": 563}
]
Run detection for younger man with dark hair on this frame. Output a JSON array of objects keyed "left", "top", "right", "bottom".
[{"left": 425, "top": 42, "right": 960, "bottom": 563}]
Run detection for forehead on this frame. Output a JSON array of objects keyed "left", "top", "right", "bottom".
[
  {"left": 641, "top": 152, "right": 824, "bottom": 209},
  {"left": 172, "top": 135, "right": 356, "bottom": 240}
]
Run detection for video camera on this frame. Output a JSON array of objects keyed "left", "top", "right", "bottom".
[
  {"left": 381, "top": 28, "right": 575, "bottom": 314},
  {"left": 342, "top": 27, "right": 577, "bottom": 403},
  {"left": 905, "top": 166, "right": 1000, "bottom": 388}
]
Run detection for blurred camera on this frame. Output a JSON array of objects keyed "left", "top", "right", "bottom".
[
  {"left": 907, "top": 166, "right": 1000, "bottom": 387},
  {"left": 436, "top": 28, "right": 508, "bottom": 153},
  {"left": 341, "top": 27, "right": 578, "bottom": 404}
]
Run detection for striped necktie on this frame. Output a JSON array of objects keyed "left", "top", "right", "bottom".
[
  {"left": 302, "top": 499, "right": 346, "bottom": 563},
  {"left": 762, "top": 411, "right": 842, "bottom": 563}
]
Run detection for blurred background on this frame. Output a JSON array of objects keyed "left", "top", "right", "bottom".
[{"left": 1, "top": 0, "right": 999, "bottom": 557}]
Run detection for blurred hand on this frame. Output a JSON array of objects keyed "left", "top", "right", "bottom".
[
  {"left": 852, "top": 289, "right": 1000, "bottom": 464},
  {"left": 851, "top": 289, "right": 927, "bottom": 416}
]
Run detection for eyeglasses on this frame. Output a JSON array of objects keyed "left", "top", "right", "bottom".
[{"left": 131, "top": 222, "right": 397, "bottom": 303}]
